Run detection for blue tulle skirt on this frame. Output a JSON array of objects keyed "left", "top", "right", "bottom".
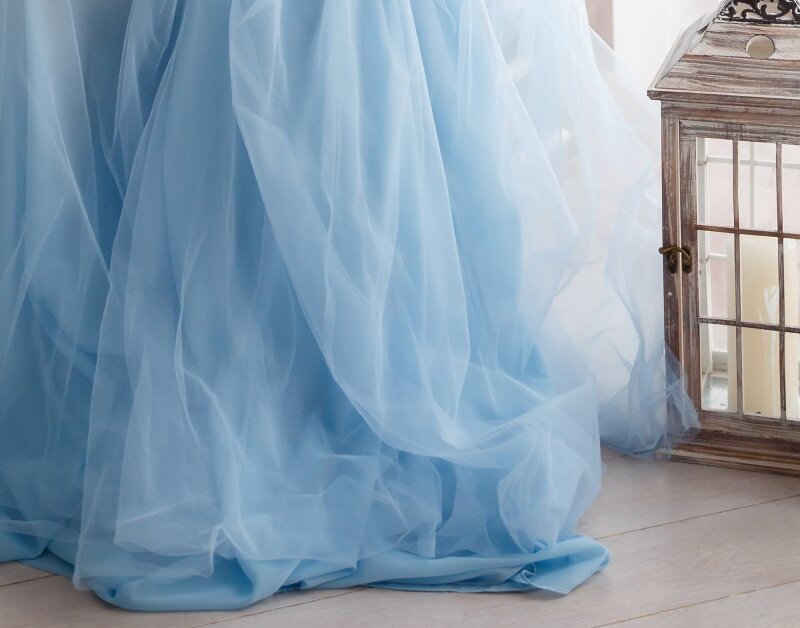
[{"left": 0, "top": 0, "right": 697, "bottom": 611}]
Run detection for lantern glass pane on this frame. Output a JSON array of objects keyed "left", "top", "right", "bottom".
[
  {"left": 700, "top": 323, "right": 736, "bottom": 414},
  {"left": 696, "top": 138, "right": 733, "bottom": 228},
  {"left": 787, "top": 333, "right": 800, "bottom": 422},
  {"left": 741, "top": 328, "right": 781, "bottom": 419},
  {"left": 785, "top": 240, "right": 800, "bottom": 329},
  {"left": 698, "top": 230, "right": 734, "bottom": 321},
  {"left": 739, "top": 234, "right": 779, "bottom": 326},
  {"left": 738, "top": 141, "right": 777, "bottom": 232},
  {"left": 782, "top": 144, "right": 800, "bottom": 234}
]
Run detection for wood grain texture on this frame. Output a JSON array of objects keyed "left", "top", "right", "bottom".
[
  {"left": 0, "top": 563, "right": 51, "bottom": 589},
  {"left": 580, "top": 456, "right": 800, "bottom": 539},
  {"left": 661, "top": 114, "right": 684, "bottom": 373},
  {"left": 667, "top": 104, "right": 800, "bottom": 474},
  {"left": 616, "top": 580, "right": 800, "bottom": 627},
  {"left": 652, "top": 23, "right": 800, "bottom": 473},
  {"left": 680, "top": 136, "right": 702, "bottom": 409},
  {"left": 681, "top": 118, "right": 800, "bottom": 147},
  {"left": 665, "top": 103, "right": 800, "bottom": 134},
  {"left": 214, "top": 497, "right": 800, "bottom": 628},
  {"left": 0, "top": 577, "right": 359, "bottom": 628},
  {"left": 650, "top": 20, "right": 800, "bottom": 106},
  {"left": 691, "top": 23, "right": 800, "bottom": 61},
  {"left": 1, "top": 459, "right": 799, "bottom": 627},
  {"left": 672, "top": 426, "right": 800, "bottom": 475}
]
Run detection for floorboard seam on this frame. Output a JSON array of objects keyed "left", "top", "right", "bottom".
[
  {"left": 0, "top": 573, "right": 56, "bottom": 589},
  {"left": 192, "top": 589, "right": 363, "bottom": 627},
  {"left": 3, "top": 483, "right": 799, "bottom": 623},
  {"left": 593, "top": 577, "right": 800, "bottom": 626},
  {"left": 596, "top": 492, "right": 800, "bottom": 540}
]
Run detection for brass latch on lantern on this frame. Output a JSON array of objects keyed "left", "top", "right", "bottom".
[{"left": 659, "top": 246, "right": 692, "bottom": 274}]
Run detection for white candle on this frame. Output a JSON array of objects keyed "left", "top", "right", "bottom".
[
  {"left": 727, "top": 238, "right": 798, "bottom": 418},
  {"left": 786, "top": 243, "right": 799, "bottom": 421}
]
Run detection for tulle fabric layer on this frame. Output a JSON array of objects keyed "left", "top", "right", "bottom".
[{"left": 0, "top": 0, "right": 697, "bottom": 611}]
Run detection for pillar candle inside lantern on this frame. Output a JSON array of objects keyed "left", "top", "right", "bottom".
[{"left": 727, "top": 238, "right": 799, "bottom": 417}]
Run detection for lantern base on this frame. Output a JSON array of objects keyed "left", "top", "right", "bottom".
[{"left": 662, "top": 428, "right": 800, "bottom": 477}]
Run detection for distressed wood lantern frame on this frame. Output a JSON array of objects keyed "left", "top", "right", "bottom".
[{"left": 649, "top": 0, "right": 800, "bottom": 475}]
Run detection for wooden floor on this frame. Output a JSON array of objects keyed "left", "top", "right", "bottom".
[{"left": 2, "top": 451, "right": 800, "bottom": 627}]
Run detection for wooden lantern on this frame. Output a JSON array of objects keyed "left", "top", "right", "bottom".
[{"left": 649, "top": 0, "right": 800, "bottom": 475}]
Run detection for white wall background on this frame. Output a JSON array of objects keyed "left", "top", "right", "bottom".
[{"left": 588, "top": 0, "right": 722, "bottom": 89}]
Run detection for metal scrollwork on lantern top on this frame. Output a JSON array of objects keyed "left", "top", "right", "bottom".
[{"left": 718, "top": 0, "right": 800, "bottom": 24}]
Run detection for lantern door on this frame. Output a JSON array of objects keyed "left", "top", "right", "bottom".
[{"left": 670, "top": 120, "right": 800, "bottom": 474}]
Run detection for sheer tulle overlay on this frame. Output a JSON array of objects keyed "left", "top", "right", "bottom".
[{"left": 0, "top": 0, "right": 697, "bottom": 611}]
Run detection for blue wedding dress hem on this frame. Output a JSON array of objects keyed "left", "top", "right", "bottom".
[
  {"left": 9, "top": 534, "right": 608, "bottom": 611},
  {"left": 0, "top": 0, "right": 695, "bottom": 611}
]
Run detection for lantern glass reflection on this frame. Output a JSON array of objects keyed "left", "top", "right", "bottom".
[
  {"left": 701, "top": 323, "right": 736, "bottom": 413},
  {"left": 696, "top": 138, "right": 734, "bottom": 228},
  {"left": 698, "top": 231, "right": 734, "bottom": 321},
  {"left": 738, "top": 142, "right": 777, "bottom": 232},
  {"left": 783, "top": 144, "right": 800, "bottom": 234},
  {"left": 788, "top": 334, "right": 800, "bottom": 423}
]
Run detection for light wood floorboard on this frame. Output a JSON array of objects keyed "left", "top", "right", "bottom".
[
  {"left": 581, "top": 456, "right": 800, "bottom": 538},
  {"left": 0, "top": 457, "right": 798, "bottom": 627},
  {"left": 0, "top": 576, "right": 357, "bottom": 628},
  {"left": 615, "top": 580, "right": 800, "bottom": 627},
  {"left": 212, "top": 497, "right": 800, "bottom": 628},
  {"left": 0, "top": 563, "right": 50, "bottom": 589}
]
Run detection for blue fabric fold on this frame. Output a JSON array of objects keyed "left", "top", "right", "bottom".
[{"left": 0, "top": 0, "right": 696, "bottom": 611}]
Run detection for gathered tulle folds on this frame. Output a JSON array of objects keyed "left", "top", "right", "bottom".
[
  {"left": 484, "top": 1, "right": 698, "bottom": 453},
  {"left": 0, "top": 0, "right": 697, "bottom": 611}
]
